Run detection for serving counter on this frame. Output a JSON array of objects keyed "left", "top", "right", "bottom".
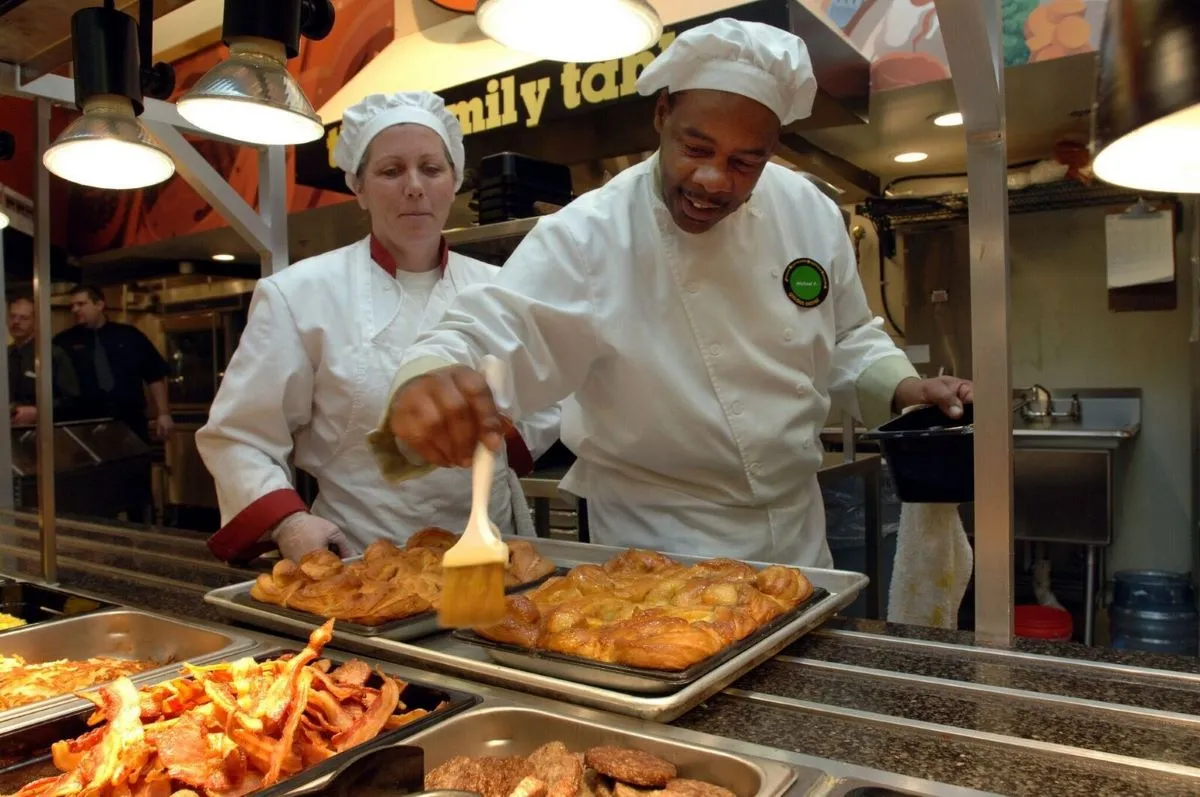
[{"left": 0, "top": 516, "right": 1197, "bottom": 796}]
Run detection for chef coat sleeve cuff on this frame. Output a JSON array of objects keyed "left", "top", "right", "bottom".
[
  {"left": 856, "top": 355, "right": 921, "bottom": 430},
  {"left": 368, "top": 355, "right": 457, "bottom": 483},
  {"left": 207, "top": 488, "right": 307, "bottom": 563}
]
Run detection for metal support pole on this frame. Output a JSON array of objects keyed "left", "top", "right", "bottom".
[
  {"left": 934, "top": 0, "right": 1013, "bottom": 646},
  {"left": 258, "top": 146, "right": 290, "bottom": 275},
  {"left": 33, "top": 97, "right": 56, "bottom": 585},
  {"left": 0, "top": 230, "right": 12, "bottom": 514}
]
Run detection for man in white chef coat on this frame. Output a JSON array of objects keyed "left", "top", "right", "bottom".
[{"left": 368, "top": 19, "right": 972, "bottom": 568}]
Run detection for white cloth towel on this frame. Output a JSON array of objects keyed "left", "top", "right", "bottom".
[{"left": 887, "top": 502, "right": 973, "bottom": 629}]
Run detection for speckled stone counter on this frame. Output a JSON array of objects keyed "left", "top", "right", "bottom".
[{"left": 4, "top": 520, "right": 1200, "bottom": 796}]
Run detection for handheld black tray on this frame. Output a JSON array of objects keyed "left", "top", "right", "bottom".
[
  {"left": 0, "top": 581, "right": 110, "bottom": 630},
  {"left": 0, "top": 647, "right": 479, "bottom": 795},
  {"left": 452, "top": 587, "right": 830, "bottom": 693},
  {"left": 238, "top": 567, "right": 568, "bottom": 639},
  {"left": 860, "top": 403, "right": 974, "bottom": 503}
]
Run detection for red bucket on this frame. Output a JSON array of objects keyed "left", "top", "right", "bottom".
[{"left": 1014, "top": 605, "right": 1073, "bottom": 641}]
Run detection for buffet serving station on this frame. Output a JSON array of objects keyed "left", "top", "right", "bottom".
[{"left": 0, "top": 570, "right": 995, "bottom": 797}]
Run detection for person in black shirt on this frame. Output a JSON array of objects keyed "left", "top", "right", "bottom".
[
  {"left": 53, "top": 285, "right": 174, "bottom": 444},
  {"left": 7, "top": 296, "right": 81, "bottom": 425}
]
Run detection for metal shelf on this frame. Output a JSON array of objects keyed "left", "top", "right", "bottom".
[{"left": 443, "top": 217, "right": 544, "bottom": 264}]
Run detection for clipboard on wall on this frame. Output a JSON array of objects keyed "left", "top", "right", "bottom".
[{"left": 1106, "top": 199, "right": 1178, "bottom": 312}]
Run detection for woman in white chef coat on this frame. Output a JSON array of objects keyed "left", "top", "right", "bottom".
[
  {"left": 198, "top": 91, "right": 560, "bottom": 564},
  {"left": 369, "top": 21, "right": 971, "bottom": 569}
]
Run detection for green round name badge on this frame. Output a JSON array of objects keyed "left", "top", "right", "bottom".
[{"left": 782, "top": 258, "right": 829, "bottom": 308}]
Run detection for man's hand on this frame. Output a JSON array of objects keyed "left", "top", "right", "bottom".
[
  {"left": 893, "top": 376, "right": 974, "bottom": 420},
  {"left": 155, "top": 414, "right": 175, "bottom": 440},
  {"left": 388, "top": 365, "right": 505, "bottom": 468},
  {"left": 11, "top": 406, "right": 36, "bottom": 426},
  {"left": 271, "top": 512, "right": 353, "bottom": 562}
]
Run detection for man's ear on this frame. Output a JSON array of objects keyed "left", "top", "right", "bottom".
[{"left": 653, "top": 90, "right": 671, "bottom": 135}]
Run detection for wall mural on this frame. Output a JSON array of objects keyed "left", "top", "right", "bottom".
[
  {"left": 66, "top": 0, "right": 1108, "bottom": 256},
  {"left": 820, "top": 0, "right": 1106, "bottom": 90}
]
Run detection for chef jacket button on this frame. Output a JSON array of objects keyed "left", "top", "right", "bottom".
[
  {"left": 748, "top": 462, "right": 761, "bottom": 475},
  {"left": 770, "top": 269, "right": 780, "bottom": 278},
  {"left": 710, "top": 344, "right": 722, "bottom": 356},
  {"left": 686, "top": 283, "right": 699, "bottom": 295},
  {"left": 783, "top": 328, "right": 794, "bottom": 341},
  {"left": 802, "top": 438, "right": 813, "bottom": 449},
  {"left": 796, "top": 383, "right": 806, "bottom": 394},
  {"left": 731, "top": 400, "right": 744, "bottom": 415}
]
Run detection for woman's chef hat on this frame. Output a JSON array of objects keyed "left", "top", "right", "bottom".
[
  {"left": 636, "top": 18, "right": 818, "bottom": 126},
  {"left": 333, "top": 91, "right": 466, "bottom": 191}
]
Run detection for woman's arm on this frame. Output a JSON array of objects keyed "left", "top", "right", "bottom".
[{"left": 197, "top": 280, "right": 316, "bottom": 562}]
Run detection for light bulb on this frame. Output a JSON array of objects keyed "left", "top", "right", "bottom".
[
  {"left": 893, "top": 152, "right": 929, "bottom": 164},
  {"left": 43, "top": 98, "right": 175, "bottom": 190},
  {"left": 177, "top": 44, "right": 325, "bottom": 146},
  {"left": 476, "top": 0, "right": 662, "bottom": 63},
  {"left": 1093, "top": 103, "right": 1200, "bottom": 193}
]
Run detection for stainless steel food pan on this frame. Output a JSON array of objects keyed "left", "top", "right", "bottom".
[
  {"left": 399, "top": 705, "right": 812, "bottom": 797},
  {"left": 0, "top": 608, "right": 257, "bottom": 726}
]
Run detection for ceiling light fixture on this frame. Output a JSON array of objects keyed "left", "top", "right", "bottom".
[
  {"left": 177, "top": 0, "right": 336, "bottom": 146},
  {"left": 893, "top": 151, "right": 929, "bottom": 164},
  {"left": 1092, "top": 0, "right": 1200, "bottom": 193},
  {"left": 44, "top": 6, "right": 177, "bottom": 190},
  {"left": 475, "top": 0, "right": 662, "bottom": 63},
  {"left": 211, "top": 253, "right": 236, "bottom": 262},
  {"left": 933, "top": 112, "right": 963, "bottom": 127}
]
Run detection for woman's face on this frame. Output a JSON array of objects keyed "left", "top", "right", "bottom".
[{"left": 354, "top": 124, "right": 456, "bottom": 246}]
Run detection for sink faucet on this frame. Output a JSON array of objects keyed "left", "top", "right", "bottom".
[{"left": 1024, "top": 384, "right": 1053, "bottom": 418}]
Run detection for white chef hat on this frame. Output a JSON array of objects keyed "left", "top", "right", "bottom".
[
  {"left": 636, "top": 18, "right": 818, "bottom": 126},
  {"left": 333, "top": 91, "right": 466, "bottom": 191}
]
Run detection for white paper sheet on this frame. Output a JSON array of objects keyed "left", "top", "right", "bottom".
[{"left": 1105, "top": 209, "right": 1176, "bottom": 289}]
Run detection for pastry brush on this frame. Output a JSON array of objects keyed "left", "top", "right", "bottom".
[{"left": 438, "top": 355, "right": 510, "bottom": 629}]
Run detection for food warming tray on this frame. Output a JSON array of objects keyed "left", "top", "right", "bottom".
[
  {"left": 452, "top": 587, "right": 831, "bottom": 694},
  {"left": 230, "top": 566, "right": 567, "bottom": 639},
  {"left": 0, "top": 646, "right": 480, "bottom": 796},
  {"left": 0, "top": 608, "right": 258, "bottom": 725},
  {"left": 0, "top": 580, "right": 111, "bottom": 630},
  {"left": 382, "top": 705, "right": 809, "bottom": 797},
  {"left": 207, "top": 538, "right": 868, "bottom": 722}
]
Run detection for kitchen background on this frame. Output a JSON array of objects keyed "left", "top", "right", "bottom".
[{"left": 0, "top": 0, "right": 1191, "bottom": 631}]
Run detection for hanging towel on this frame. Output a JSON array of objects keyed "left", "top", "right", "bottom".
[{"left": 887, "top": 502, "right": 973, "bottom": 629}]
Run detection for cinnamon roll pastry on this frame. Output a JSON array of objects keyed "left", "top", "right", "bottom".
[{"left": 472, "top": 548, "right": 815, "bottom": 671}]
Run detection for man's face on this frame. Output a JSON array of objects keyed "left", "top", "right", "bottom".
[
  {"left": 70, "top": 293, "right": 104, "bottom": 327},
  {"left": 653, "top": 89, "right": 781, "bottom": 235},
  {"left": 7, "top": 300, "right": 33, "bottom": 343}
]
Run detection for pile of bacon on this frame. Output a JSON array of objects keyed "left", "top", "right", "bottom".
[{"left": 5, "top": 620, "right": 440, "bottom": 797}]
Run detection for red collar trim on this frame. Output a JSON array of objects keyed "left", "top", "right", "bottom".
[{"left": 369, "top": 235, "right": 449, "bottom": 278}]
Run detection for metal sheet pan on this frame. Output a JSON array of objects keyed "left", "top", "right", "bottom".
[
  {"left": 451, "top": 587, "right": 831, "bottom": 694},
  {"left": 0, "top": 608, "right": 257, "bottom": 727},
  {"left": 0, "top": 646, "right": 481, "bottom": 796},
  {"left": 227, "top": 565, "right": 567, "bottom": 639},
  {"left": 207, "top": 538, "right": 868, "bottom": 721}
]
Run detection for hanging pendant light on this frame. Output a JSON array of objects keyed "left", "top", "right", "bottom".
[
  {"left": 43, "top": 7, "right": 175, "bottom": 190},
  {"left": 177, "top": 0, "right": 336, "bottom": 146},
  {"left": 1092, "top": 0, "right": 1200, "bottom": 193},
  {"left": 475, "top": 0, "right": 662, "bottom": 63}
]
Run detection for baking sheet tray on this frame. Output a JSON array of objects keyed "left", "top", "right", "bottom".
[
  {"left": 0, "top": 646, "right": 480, "bottom": 795},
  {"left": 207, "top": 538, "right": 868, "bottom": 721},
  {"left": 451, "top": 587, "right": 830, "bottom": 694},
  {"left": 0, "top": 608, "right": 258, "bottom": 727},
  {"left": 228, "top": 566, "right": 567, "bottom": 639},
  {"left": 0, "top": 580, "right": 111, "bottom": 631}
]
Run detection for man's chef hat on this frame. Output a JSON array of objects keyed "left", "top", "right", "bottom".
[
  {"left": 636, "top": 18, "right": 818, "bottom": 126},
  {"left": 333, "top": 91, "right": 465, "bottom": 191}
]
